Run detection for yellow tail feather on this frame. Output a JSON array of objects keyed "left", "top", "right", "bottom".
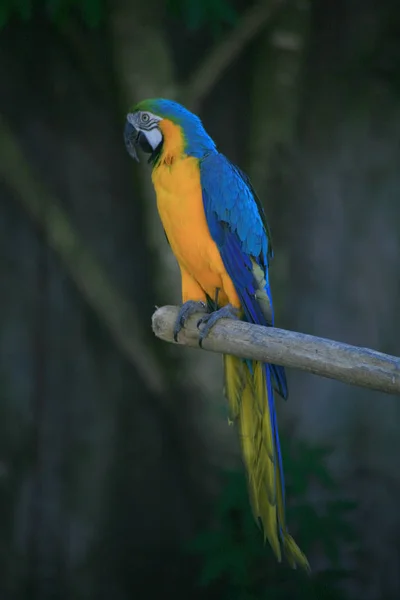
[{"left": 223, "top": 354, "right": 310, "bottom": 572}]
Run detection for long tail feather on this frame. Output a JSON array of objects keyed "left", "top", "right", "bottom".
[{"left": 223, "top": 354, "right": 310, "bottom": 572}]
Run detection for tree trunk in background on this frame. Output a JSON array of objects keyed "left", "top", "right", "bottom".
[
  {"left": 247, "top": 0, "right": 311, "bottom": 313},
  {"left": 277, "top": 0, "right": 400, "bottom": 596},
  {"left": 0, "top": 14, "right": 212, "bottom": 600},
  {"left": 110, "top": 0, "right": 180, "bottom": 304}
]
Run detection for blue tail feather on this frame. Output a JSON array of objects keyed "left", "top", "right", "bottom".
[{"left": 265, "top": 364, "right": 286, "bottom": 537}]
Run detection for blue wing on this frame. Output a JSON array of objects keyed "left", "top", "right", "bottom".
[{"left": 199, "top": 151, "right": 287, "bottom": 400}]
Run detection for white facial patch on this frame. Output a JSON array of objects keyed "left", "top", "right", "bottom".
[{"left": 144, "top": 127, "right": 163, "bottom": 150}]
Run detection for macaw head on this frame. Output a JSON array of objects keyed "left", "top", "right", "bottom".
[{"left": 124, "top": 98, "right": 216, "bottom": 163}]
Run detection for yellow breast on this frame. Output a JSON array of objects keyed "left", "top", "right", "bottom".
[{"left": 152, "top": 156, "right": 224, "bottom": 281}]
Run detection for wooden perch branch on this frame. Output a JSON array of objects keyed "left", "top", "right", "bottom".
[{"left": 152, "top": 305, "right": 400, "bottom": 396}]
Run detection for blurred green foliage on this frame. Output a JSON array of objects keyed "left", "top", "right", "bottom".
[
  {"left": 46, "top": 0, "right": 104, "bottom": 26},
  {"left": 187, "top": 437, "right": 358, "bottom": 600},
  {"left": 0, "top": 0, "right": 105, "bottom": 27},
  {"left": 168, "top": 0, "right": 238, "bottom": 32},
  {"left": 0, "top": 0, "right": 239, "bottom": 31}
]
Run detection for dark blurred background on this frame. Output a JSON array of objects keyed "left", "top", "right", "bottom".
[{"left": 1, "top": 0, "right": 400, "bottom": 598}]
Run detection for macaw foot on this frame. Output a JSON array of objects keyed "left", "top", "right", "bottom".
[
  {"left": 197, "top": 303, "right": 240, "bottom": 348},
  {"left": 173, "top": 300, "right": 207, "bottom": 342}
]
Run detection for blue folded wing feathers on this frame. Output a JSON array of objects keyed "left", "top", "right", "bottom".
[{"left": 200, "top": 152, "right": 287, "bottom": 400}]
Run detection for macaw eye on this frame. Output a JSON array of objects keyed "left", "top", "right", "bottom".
[{"left": 141, "top": 113, "right": 150, "bottom": 123}]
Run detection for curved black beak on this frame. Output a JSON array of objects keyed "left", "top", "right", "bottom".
[{"left": 124, "top": 120, "right": 140, "bottom": 162}]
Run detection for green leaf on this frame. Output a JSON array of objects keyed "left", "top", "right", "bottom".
[
  {"left": 198, "top": 544, "right": 248, "bottom": 586},
  {"left": 0, "top": 0, "right": 32, "bottom": 26},
  {"left": 287, "top": 504, "right": 322, "bottom": 548},
  {"left": 45, "top": 0, "right": 103, "bottom": 26},
  {"left": 186, "top": 528, "right": 226, "bottom": 555},
  {"left": 185, "top": 0, "right": 204, "bottom": 31},
  {"left": 80, "top": 0, "right": 103, "bottom": 27},
  {"left": 215, "top": 470, "right": 249, "bottom": 516},
  {"left": 0, "top": 3, "right": 11, "bottom": 28},
  {"left": 283, "top": 440, "right": 336, "bottom": 496},
  {"left": 46, "top": 0, "right": 66, "bottom": 19},
  {"left": 167, "top": 0, "right": 238, "bottom": 32},
  {"left": 16, "top": 0, "right": 31, "bottom": 20}
]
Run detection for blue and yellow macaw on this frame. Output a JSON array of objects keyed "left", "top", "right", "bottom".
[{"left": 124, "top": 99, "right": 309, "bottom": 571}]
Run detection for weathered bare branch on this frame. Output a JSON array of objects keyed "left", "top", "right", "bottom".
[
  {"left": 0, "top": 113, "right": 166, "bottom": 395},
  {"left": 152, "top": 305, "right": 400, "bottom": 396},
  {"left": 183, "top": 0, "right": 285, "bottom": 112}
]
